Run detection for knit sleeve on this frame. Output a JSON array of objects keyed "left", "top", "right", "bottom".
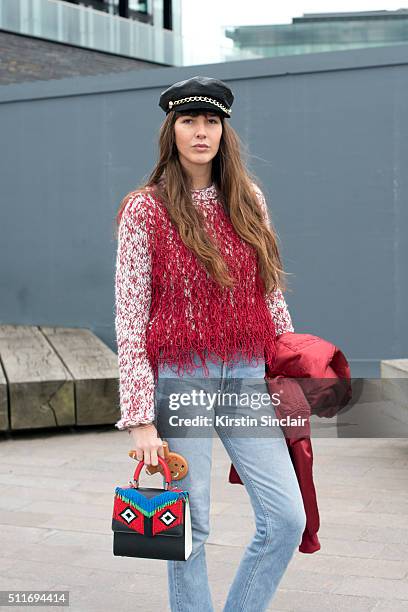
[
  {"left": 114, "top": 192, "right": 155, "bottom": 430},
  {"left": 264, "top": 286, "right": 294, "bottom": 335},
  {"left": 253, "top": 183, "right": 295, "bottom": 336}
]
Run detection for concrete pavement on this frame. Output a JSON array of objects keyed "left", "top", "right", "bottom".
[{"left": 0, "top": 427, "right": 407, "bottom": 611}]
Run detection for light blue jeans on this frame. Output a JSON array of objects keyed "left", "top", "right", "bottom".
[{"left": 156, "top": 350, "right": 306, "bottom": 612}]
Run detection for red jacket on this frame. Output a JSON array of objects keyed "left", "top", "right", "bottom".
[{"left": 228, "top": 332, "right": 352, "bottom": 554}]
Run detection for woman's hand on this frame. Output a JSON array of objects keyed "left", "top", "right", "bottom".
[{"left": 128, "top": 423, "right": 165, "bottom": 467}]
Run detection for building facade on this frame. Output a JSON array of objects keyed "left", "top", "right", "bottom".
[
  {"left": 0, "top": 0, "right": 182, "bottom": 83},
  {"left": 226, "top": 10, "right": 408, "bottom": 58}
]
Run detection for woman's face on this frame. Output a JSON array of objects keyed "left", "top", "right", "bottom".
[{"left": 174, "top": 111, "right": 223, "bottom": 169}]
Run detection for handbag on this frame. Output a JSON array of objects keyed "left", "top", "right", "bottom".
[{"left": 112, "top": 456, "right": 192, "bottom": 561}]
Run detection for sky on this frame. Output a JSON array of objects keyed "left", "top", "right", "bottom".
[{"left": 180, "top": 1, "right": 408, "bottom": 62}]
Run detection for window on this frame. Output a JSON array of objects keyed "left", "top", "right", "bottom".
[
  {"left": 129, "top": 1, "right": 148, "bottom": 11},
  {"left": 61, "top": 1, "right": 148, "bottom": 18}
]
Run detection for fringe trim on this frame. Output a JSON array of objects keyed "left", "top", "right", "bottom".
[{"left": 114, "top": 487, "right": 189, "bottom": 518}]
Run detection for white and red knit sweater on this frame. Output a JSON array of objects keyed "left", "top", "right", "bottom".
[{"left": 114, "top": 180, "right": 294, "bottom": 430}]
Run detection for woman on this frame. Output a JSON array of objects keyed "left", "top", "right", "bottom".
[{"left": 114, "top": 75, "right": 306, "bottom": 611}]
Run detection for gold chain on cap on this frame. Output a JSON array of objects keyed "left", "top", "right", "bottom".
[{"left": 168, "top": 96, "right": 231, "bottom": 115}]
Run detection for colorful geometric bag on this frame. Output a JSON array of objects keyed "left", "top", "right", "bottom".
[{"left": 112, "top": 456, "right": 192, "bottom": 561}]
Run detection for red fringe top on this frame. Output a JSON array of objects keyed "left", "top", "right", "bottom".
[{"left": 114, "top": 180, "right": 294, "bottom": 429}]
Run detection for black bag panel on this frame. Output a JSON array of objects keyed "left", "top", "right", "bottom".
[{"left": 112, "top": 503, "right": 187, "bottom": 561}]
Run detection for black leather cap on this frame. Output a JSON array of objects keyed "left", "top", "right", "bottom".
[{"left": 159, "top": 75, "right": 234, "bottom": 118}]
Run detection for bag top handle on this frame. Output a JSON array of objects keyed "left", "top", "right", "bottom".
[{"left": 131, "top": 456, "right": 172, "bottom": 490}]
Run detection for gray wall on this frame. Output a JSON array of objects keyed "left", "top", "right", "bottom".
[{"left": 1, "top": 45, "right": 407, "bottom": 377}]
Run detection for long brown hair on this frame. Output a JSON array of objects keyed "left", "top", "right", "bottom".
[{"left": 115, "top": 109, "right": 292, "bottom": 294}]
